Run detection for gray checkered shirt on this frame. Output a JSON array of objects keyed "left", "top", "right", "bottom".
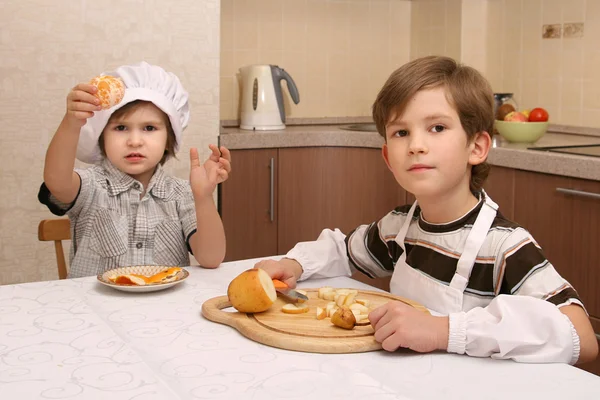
[{"left": 39, "top": 159, "right": 197, "bottom": 278}]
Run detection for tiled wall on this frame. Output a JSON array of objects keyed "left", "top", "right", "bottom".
[
  {"left": 461, "top": 0, "right": 488, "bottom": 74},
  {"left": 0, "top": 0, "right": 220, "bottom": 285},
  {"left": 485, "top": 0, "right": 600, "bottom": 127},
  {"left": 404, "top": 0, "right": 600, "bottom": 128},
  {"left": 220, "top": 0, "right": 412, "bottom": 120},
  {"left": 410, "top": 0, "right": 463, "bottom": 62}
]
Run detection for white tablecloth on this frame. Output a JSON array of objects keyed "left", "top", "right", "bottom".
[{"left": 1, "top": 257, "right": 599, "bottom": 400}]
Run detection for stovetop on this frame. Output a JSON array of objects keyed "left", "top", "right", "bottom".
[{"left": 527, "top": 144, "right": 600, "bottom": 158}]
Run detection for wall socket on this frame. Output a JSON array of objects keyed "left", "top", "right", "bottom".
[
  {"left": 542, "top": 22, "right": 584, "bottom": 39},
  {"left": 542, "top": 24, "right": 561, "bottom": 38},
  {"left": 563, "top": 22, "right": 584, "bottom": 38}
]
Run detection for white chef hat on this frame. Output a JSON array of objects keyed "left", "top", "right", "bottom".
[{"left": 76, "top": 61, "right": 190, "bottom": 164}]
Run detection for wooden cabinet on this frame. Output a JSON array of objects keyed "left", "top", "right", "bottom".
[
  {"left": 513, "top": 171, "right": 600, "bottom": 320},
  {"left": 568, "top": 178, "right": 600, "bottom": 321},
  {"left": 277, "top": 147, "right": 405, "bottom": 253},
  {"left": 483, "top": 166, "right": 515, "bottom": 220},
  {"left": 484, "top": 167, "right": 600, "bottom": 320},
  {"left": 484, "top": 167, "right": 600, "bottom": 373},
  {"left": 219, "top": 149, "right": 278, "bottom": 261},
  {"left": 221, "top": 147, "right": 406, "bottom": 269}
]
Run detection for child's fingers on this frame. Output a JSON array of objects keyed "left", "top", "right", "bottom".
[
  {"left": 367, "top": 303, "right": 389, "bottom": 328},
  {"left": 190, "top": 147, "right": 201, "bottom": 167},
  {"left": 71, "top": 83, "right": 98, "bottom": 96},
  {"left": 254, "top": 260, "right": 283, "bottom": 279},
  {"left": 68, "top": 101, "right": 101, "bottom": 114},
  {"left": 208, "top": 144, "right": 221, "bottom": 161},
  {"left": 217, "top": 169, "right": 229, "bottom": 182},
  {"left": 68, "top": 88, "right": 101, "bottom": 107},
  {"left": 79, "top": 83, "right": 98, "bottom": 93},
  {"left": 219, "top": 146, "right": 231, "bottom": 162},
  {"left": 218, "top": 158, "right": 231, "bottom": 173},
  {"left": 282, "top": 277, "right": 298, "bottom": 288},
  {"left": 372, "top": 318, "right": 396, "bottom": 345}
]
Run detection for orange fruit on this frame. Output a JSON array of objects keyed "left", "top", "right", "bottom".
[{"left": 89, "top": 75, "right": 125, "bottom": 109}]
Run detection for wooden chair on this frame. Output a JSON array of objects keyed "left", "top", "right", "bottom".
[{"left": 38, "top": 218, "right": 71, "bottom": 279}]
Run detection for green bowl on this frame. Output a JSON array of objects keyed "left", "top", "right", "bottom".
[{"left": 494, "top": 120, "right": 549, "bottom": 143}]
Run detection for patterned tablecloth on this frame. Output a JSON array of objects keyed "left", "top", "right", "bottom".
[{"left": 1, "top": 257, "right": 599, "bottom": 400}]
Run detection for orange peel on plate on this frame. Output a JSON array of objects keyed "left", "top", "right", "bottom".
[
  {"left": 108, "top": 267, "right": 182, "bottom": 286},
  {"left": 89, "top": 75, "right": 125, "bottom": 109}
]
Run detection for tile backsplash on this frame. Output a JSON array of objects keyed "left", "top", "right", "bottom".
[
  {"left": 410, "top": 0, "right": 463, "bottom": 62},
  {"left": 220, "top": 0, "right": 412, "bottom": 120},
  {"left": 485, "top": 0, "right": 600, "bottom": 127},
  {"left": 223, "top": 0, "right": 600, "bottom": 128},
  {"left": 410, "top": 0, "right": 600, "bottom": 128}
]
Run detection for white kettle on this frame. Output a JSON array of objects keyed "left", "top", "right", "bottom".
[{"left": 239, "top": 64, "right": 300, "bottom": 131}]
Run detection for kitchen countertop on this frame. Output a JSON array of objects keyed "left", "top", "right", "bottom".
[{"left": 220, "top": 125, "right": 600, "bottom": 181}]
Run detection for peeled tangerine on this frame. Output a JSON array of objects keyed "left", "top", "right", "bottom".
[
  {"left": 227, "top": 269, "right": 277, "bottom": 313},
  {"left": 89, "top": 75, "right": 125, "bottom": 109}
]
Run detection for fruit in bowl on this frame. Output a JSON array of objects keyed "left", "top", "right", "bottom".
[
  {"left": 495, "top": 120, "right": 549, "bottom": 143},
  {"left": 504, "top": 111, "right": 528, "bottom": 122},
  {"left": 528, "top": 107, "right": 549, "bottom": 122},
  {"left": 494, "top": 106, "right": 549, "bottom": 143}
]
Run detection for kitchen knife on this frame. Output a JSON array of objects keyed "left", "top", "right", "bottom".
[{"left": 272, "top": 279, "right": 309, "bottom": 302}]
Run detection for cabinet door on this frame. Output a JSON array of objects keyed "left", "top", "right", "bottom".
[
  {"left": 566, "top": 178, "right": 600, "bottom": 319},
  {"left": 484, "top": 166, "right": 515, "bottom": 220},
  {"left": 277, "top": 147, "right": 406, "bottom": 291},
  {"left": 277, "top": 147, "right": 406, "bottom": 253},
  {"left": 220, "top": 149, "right": 278, "bottom": 261},
  {"left": 513, "top": 170, "right": 600, "bottom": 317}
]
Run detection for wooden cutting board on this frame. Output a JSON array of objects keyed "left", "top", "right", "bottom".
[{"left": 201, "top": 288, "right": 429, "bottom": 354}]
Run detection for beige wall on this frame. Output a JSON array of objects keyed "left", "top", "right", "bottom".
[
  {"left": 220, "top": 0, "right": 412, "bottom": 120},
  {"left": 411, "top": 0, "right": 600, "bottom": 127},
  {"left": 0, "top": 0, "right": 220, "bottom": 285},
  {"left": 485, "top": 0, "right": 600, "bottom": 127},
  {"left": 410, "top": 0, "right": 462, "bottom": 62},
  {"left": 222, "top": 0, "right": 600, "bottom": 127}
]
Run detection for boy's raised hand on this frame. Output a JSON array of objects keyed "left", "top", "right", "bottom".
[
  {"left": 369, "top": 301, "right": 449, "bottom": 353},
  {"left": 65, "top": 83, "right": 102, "bottom": 127},
  {"left": 189, "top": 145, "right": 232, "bottom": 200}
]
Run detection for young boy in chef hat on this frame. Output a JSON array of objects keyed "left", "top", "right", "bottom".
[
  {"left": 39, "top": 61, "right": 231, "bottom": 278},
  {"left": 255, "top": 56, "right": 598, "bottom": 364}
]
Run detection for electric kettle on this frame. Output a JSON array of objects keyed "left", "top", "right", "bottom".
[{"left": 239, "top": 64, "right": 300, "bottom": 131}]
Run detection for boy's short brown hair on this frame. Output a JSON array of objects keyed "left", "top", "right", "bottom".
[
  {"left": 372, "top": 56, "right": 494, "bottom": 192},
  {"left": 98, "top": 100, "right": 177, "bottom": 165}
]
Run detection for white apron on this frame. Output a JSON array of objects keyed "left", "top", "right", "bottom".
[{"left": 390, "top": 192, "right": 499, "bottom": 314}]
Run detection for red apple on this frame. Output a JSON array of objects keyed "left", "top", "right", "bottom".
[
  {"left": 528, "top": 107, "right": 549, "bottom": 122},
  {"left": 504, "top": 111, "right": 528, "bottom": 122}
]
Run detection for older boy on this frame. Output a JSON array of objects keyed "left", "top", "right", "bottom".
[{"left": 255, "top": 56, "right": 598, "bottom": 364}]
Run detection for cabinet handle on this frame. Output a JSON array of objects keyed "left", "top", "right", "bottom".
[
  {"left": 596, "top": 333, "right": 600, "bottom": 341},
  {"left": 269, "top": 157, "right": 274, "bottom": 222},
  {"left": 556, "top": 187, "right": 600, "bottom": 200}
]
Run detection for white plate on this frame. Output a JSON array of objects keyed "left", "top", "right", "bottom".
[{"left": 97, "top": 265, "right": 189, "bottom": 293}]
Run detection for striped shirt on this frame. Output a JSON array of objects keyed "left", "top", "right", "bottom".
[
  {"left": 38, "top": 160, "right": 197, "bottom": 278},
  {"left": 345, "top": 196, "right": 583, "bottom": 310}
]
